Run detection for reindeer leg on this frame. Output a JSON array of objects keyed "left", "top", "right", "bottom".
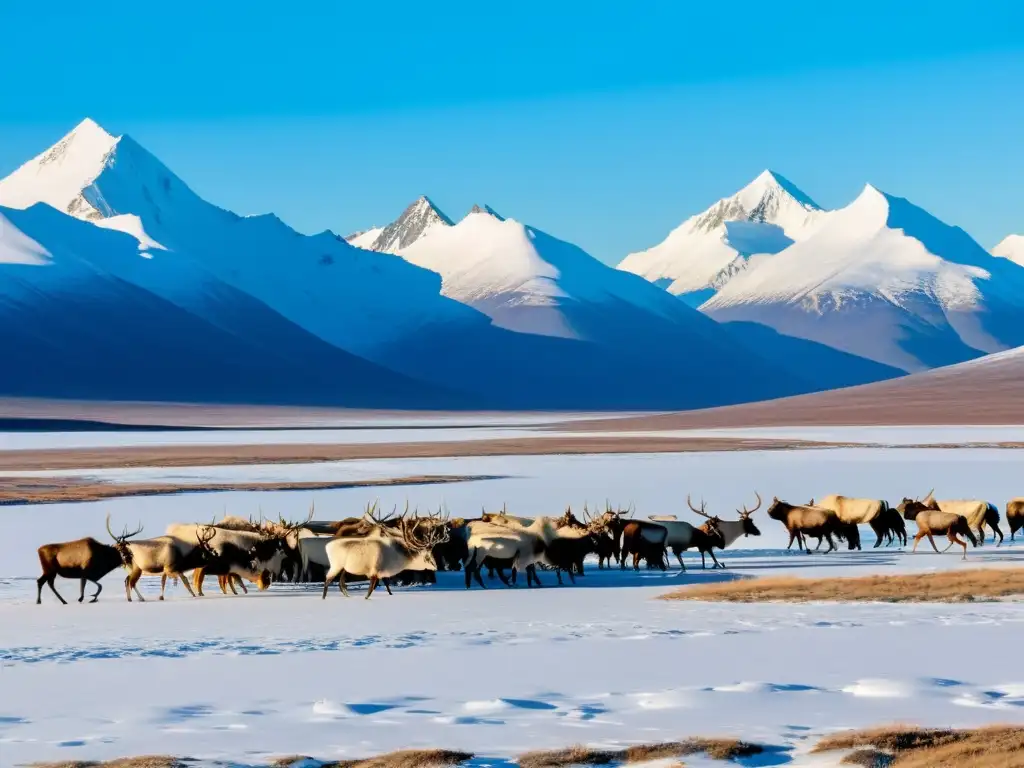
[
  {"left": 949, "top": 532, "right": 968, "bottom": 560},
  {"left": 567, "top": 568, "right": 576, "bottom": 585},
  {"left": 178, "top": 571, "right": 197, "bottom": 597},
  {"left": 90, "top": 580, "right": 102, "bottom": 603},
  {"left": 339, "top": 570, "right": 350, "bottom": 597},
  {"left": 322, "top": 567, "right": 337, "bottom": 599},
  {"left": 993, "top": 522, "right": 1005, "bottom": 546},
  {"left": 43, "top": 575, "right": 66, "bottom": 605},
  {"left": 384, "top": 578, "right": 393, "bottom": 596},
  {"left": 365, "top": 575, "right": 379, "bottom": 599},
  {"left": 193, "top": 568, "right": 205, "bottom": 597},
  {"left": 496, "top": 567, "right": 512, "bottom": 587},
  {"left": 926, "top": 532, "right": 942, "bottom": 554},
  {"left": 708, "top": 549, "right": 724, "bottom": 569},
  {"left": 124, "top": 573, "right": 132, "bottom": 602},
  {"left": 77, "top": 578, "right": 87, "bottom": 603},
  {"left": 235, "top": 574, "right": 249, "bottom": 594},
  {"left": 129, "top": 570, "right": 145, "bottom": 602},
  {"left": 160, "top": 573, "right": 168, "bottom": 601}
]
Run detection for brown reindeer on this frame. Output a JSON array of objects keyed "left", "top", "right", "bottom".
[
  {"left": 36, "top": 537, "right": 124, "bottom": 605},
  {"left": 898, "top": 498, "right": 978, "bottom": 560},
  {"left": 766, "top": 497, "right": 844, "bottom": 554},
  {"left": 1007, "top": 499, "right": 1024, "bottom": 542}
]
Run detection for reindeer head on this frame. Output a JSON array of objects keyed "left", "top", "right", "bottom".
[
  {"left": 736, "top": 492, "right": 762, "bottom": 536},
  {"left": 195, "top": 525, "right": 218, "bottom": 556},
  {"left": 766, "top": 496, "right": 788, "bottom": 520},
  {"left": 105, "top": 513, "right": 144, "bottom": 565}
]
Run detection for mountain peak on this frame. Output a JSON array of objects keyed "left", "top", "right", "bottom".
[
  {"left": 468, "top": 203, "right": 504, "bottom": 221},
  {"left": 368, "top": 196, "right": 454, "bottom": 254}
]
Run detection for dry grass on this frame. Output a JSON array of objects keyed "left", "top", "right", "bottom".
[
  {"left": 28, "top": 757, "right": 189, "bottom": 768},
  {"left": 662, "top": 569, "right": 1024, "bottom": 603},
  {"left": 0, "top": 474, "right": 491, "bottom": 505},
  {"left": 327, "top": 749, "right": 473, "bottom": 768},
  {"left": 517, "top": 738, "right": 762, "bottom": 767},
  {"left": 813, "top": 725, "right": 1024, "bottom": 767}
]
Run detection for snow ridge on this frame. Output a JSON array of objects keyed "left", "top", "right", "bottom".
[
  {"left": 617, "top": 169, "right": 823, "bottom": 304},
  {"left": 703, "top": 185, "right": 1024, "bottom": 372},
  {"left": 993, "top": 234, "right": 1024, "bottom": 266},
  {"left": 368, "top": 196, "right": 453, "bottom": 253}
]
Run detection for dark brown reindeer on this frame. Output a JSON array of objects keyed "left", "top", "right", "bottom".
[
  {"left": 766, "top": 497, "right": 845, "bottom": 554},
  {"left": 36, "top": 537, "right": 124, "bottom": 605}
]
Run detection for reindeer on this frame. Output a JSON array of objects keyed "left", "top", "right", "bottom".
[
  {"left": 1007, "top": 498, "right": 1024, "bottom": 542},
  {"left": 106, "top": 515, "right": 213, "bottom": 601},
  {"left": 916, "top": 490, "right": 1003, "bottom": 546},
  {"left": 765, "top": 497, "right": 844, "bottom": 554},
  {"left": 322, "top": 508, "right": 448, "bottom": 599},
  {"left": 36, "top": 537, "right": 124, "bottom": 605},
  {"left": 814, "top": 495, "right": 894, "bottom": 549},
  {"left": 898, "top": 496, "right": 978, "bottom": 560}
]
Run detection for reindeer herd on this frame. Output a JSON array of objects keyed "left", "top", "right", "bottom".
[{"left": 33, "top": 491, "right": 1024, "bottom": 604}]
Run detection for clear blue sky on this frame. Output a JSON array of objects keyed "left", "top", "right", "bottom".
[{"left": 1, "top": 1, "right": 1022, "bottom": 262}]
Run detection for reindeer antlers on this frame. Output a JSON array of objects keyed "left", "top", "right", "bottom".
[
  {"left": 739, "top": 491, "right": 762, "bottom": 517},
  {"left": 105, "top": 513, "right": 143, "bottom": 543},
  {"left": 687, "top": 494, "right": 712, "bottom": 519}
]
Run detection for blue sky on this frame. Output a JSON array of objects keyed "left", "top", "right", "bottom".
[{"left": 1, "top": 1, "right": 1022, "bottom": 262}]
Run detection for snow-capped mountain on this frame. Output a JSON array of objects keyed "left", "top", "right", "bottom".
[
  {"left": 467, "top": 204, "right": 504, "bottom": 220},
  {"left": 0, "top": 119, "right": 482, "bottom": 360},
  {"left": 618, "top": 170, "right": 824, "bottom": 305},
  {"left": 344, "top": 227, "right": 383, "bottom": 248},
  {"left": 0, "top": 119, "right": 812, "bottom": 409},
  {"left": 354, "top": 196, "right": 453, "bottom": 253},
  {"left": 993, "top": 234, "right": 1024, "bottom": 266},
  {"left": 0, "top": 203, "right": 460, "bottom": 406},
  {"left": 702, "top": 185, "right": 1024, "bottom": 372},
  {"left": 400, "top": 207, "right": 731, "bottom": 340}
]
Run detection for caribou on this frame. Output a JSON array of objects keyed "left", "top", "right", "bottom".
[
  {"left": 1007, "top": 498, "right": 1024, "bottom": 542},
  {"left": 814, "top": 495, "right": 895, "bottom": 549},
  {"left": 321, "top": 509, "right": 449, "bottom": 599},
  {"left": 106, "top": 515, "right": 213, "bottom": 602},
  {"left": 36, "top": 537, "right": 124, "bottom": 605},
  {"left": 766, "top": 497, "right": 845, "bottom": 554},
  {"left": 649, "top": 493, "right": 760, "bottom": 569},
  {"left": 898, "top": 496, "right": 978, "bottom": 560},
  {"left": 916, "top": 490, "right": 1003, "bottom": 546}
]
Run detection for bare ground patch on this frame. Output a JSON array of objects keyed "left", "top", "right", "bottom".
[
  {"left": 28, "top": 758, "right": 189, "bottom": 768},
  {"left": 661, "top": 569, "right": 1024, "bottom": 603},
  {"left": 0, "top": 436, "right": 844, "bottom": 472},
  {"left": 0, "top": 474, "right": 494, "bottom": 505},
  {"left": 812, "top": 724, "right": 1024, "bottom": 767}
]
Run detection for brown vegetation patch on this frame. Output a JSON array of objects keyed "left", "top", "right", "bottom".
[
  {"left": 813, "top": 725, "right": 1024, "bottom": 767},
  {"left": 328, "top": 750, "right": 473, "bottom": 768},
  {"left": 29, "top": 757, "right": 189, "bottom": 768},
  {"left": 0, "top": 474, "right": 492, "bottom": 505},
  {"left": 0, "top": 436, "right": 841, "bottom": 472},
  {"left": 662, "top": 569, "right": 1024, "bottom": 603},
  {"left": 517, "top": 738, "right": 762, "bottom": 767}
]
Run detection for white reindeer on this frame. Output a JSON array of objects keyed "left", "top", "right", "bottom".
[
  {"left": 321, "top": 511, "right": 448, "bottom": 599},
  {"left": 106, "top": 515, "right": 211, "bottom": 602}
]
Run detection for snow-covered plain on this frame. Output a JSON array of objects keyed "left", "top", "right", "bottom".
[{"left": 4, "top": 445, "right": 1024, "bottom": 765}]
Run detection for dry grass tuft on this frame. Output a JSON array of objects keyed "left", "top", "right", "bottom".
[
  {"left": 662, "top": 569, "right": 1024, "bottom": 603},
  {"left": 813, "top": 725, "right": 1024, "bottom": 767},
  {"left": 841, "top": 750, "right": 893, "bottom": 767},
  {"left": 267, "top": 757, "right": 314, "bottom": 768},
  {"left": 29, "top": 758, "right": 189, "bottom": 768},
  {"left": 327, "top": 749, "right": 473, "bottom": 768},
  {"left": 517, "top": 738, "right": 761, "bottom": 767}
]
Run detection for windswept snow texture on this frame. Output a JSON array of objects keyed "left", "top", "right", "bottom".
[
  {"left": 618, "top": 170, "right": 823, "bottom": 305},
  {"left": 344, "top": 226, "right": 383, "bottom": 248},
  {"left": 703, "top": 185, "right": 1024, "bottom": 372},
  {"left": 994, "top": 233, "right": 1024, "bottom": 266}
]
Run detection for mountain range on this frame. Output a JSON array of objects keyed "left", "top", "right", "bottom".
[
  {"left": 0, "top": 119, "right": 818, "bottom": 409},
  {"left": 1, "top": 117, "right": 1020, "bottom": 410}
]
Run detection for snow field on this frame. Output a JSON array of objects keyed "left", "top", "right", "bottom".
[{"left": 3, "top": 446, "right": 1024, "bottom": 765}]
